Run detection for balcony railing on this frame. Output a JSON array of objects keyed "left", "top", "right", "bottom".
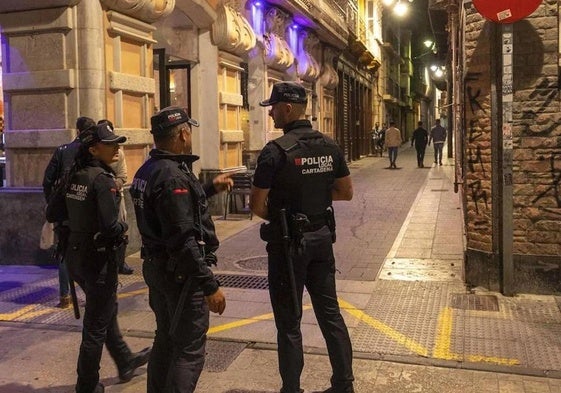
[
  {"left": 345, "top": 1, "right": 366, "bottom": 43},
  {"left": 307, "top": 0, "right": 348, "bottom": 42}
]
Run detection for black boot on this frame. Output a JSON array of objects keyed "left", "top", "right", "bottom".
[
  {"left": 119, "top": 347, "right": 151, "bottom": 382},
  {"left": 119, "top": 262, "right": 134, "bottom": 275}
]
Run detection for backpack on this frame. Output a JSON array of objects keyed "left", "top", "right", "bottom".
[{"left": 46, "top": 174, "right": 70, "bottom": 223}]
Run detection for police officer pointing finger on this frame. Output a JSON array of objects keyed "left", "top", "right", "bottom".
[
  {"left": 251, "top": 82, "right": 355, "bottom": 393},
  {"left": 130, "top": 106, "right": 227, "bottom": 393}
]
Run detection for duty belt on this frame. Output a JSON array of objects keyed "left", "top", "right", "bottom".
[{"left": 304, "top": 218, "right": 328, "bottom": 232}]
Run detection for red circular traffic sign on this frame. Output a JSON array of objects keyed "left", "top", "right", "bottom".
[{"left": 473, "top": 0, "right": 542, "bottom": 24}]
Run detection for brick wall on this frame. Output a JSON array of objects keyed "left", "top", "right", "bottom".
[{"left": 462, "top": 0, "right": 561, "bottom": 293}]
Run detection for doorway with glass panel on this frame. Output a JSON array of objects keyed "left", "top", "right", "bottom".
[{"left": 153, "top": 48, "right": 192, "bottom": 114}]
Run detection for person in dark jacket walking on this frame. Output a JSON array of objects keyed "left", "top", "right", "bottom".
[
  {"left": 65, "top": 123, "right": 150, "bottom": 393},
  {"left": 411, "top": 121, "right": 429, "bottom": 168},
  {"left": 130, "top": 106, "right": 230, "bottom": 393},
  {"left": 42, "top": 116, "right": 96, "bottom": 308},
  {"left": 429, "top": 119, "right": 447, "bottom": 165},
  {"left": 251, "top": 82, "right": 355, "bottom": 393}
]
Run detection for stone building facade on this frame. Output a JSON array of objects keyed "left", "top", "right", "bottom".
[
  {"left": 459, "top": 0, "right": 561, "bottom": 294},
  {"left": 0, "top": 0, "right": 386, "bottom": 264}
]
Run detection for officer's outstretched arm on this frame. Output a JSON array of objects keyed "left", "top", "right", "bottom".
[
  {"left": 250, "top": 185, "right": 270, "bottom": 219},
  {"left": 332, "top": 176, "right": 353, "bottom": 201}
]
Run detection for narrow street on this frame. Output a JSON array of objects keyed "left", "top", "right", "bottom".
[{"left": 216, "top": 145, "right": 435, "bottom": 281}]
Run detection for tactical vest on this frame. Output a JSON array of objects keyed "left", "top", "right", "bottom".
[
  {"left": 268, "top": 128, "right": 338, "bottom": 221},
  {"left": 65, "top": 166, "right": 112, "bottom": 233},
  {"left": 130, "top": 156, "right": 218, "bottom": 254},
  {"left": 179, "top": 161, "right": 219, "bottom": 253}
]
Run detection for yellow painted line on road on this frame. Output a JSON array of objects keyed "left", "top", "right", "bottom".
[
  {"left": 118, "top": 287, "right": 148, "bottom": 299},
  {"left": 15, "top": 307, "right": 58, "bottom": 320},
  {"left": 337, "top": 298, "right": 429, "bottom": 357},
  {"left": 433, "top": 306, "right": 457, "bottom": 360},
  {"left": 0, "top": 304, "right": 60, "bottom": 321},
  {"left": 0, "top": 305, "right": 39, "bottom": 320},
  {"left": 208, "top": 304, "right": 313, "bottom": 335},
  {"left": 433, "top": 306, "right": 519, "bottom": 366}
]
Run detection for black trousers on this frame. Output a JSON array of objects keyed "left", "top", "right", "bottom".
[
  {"left": 143, "top": 259, "right": 209, "bottom": 393},
  {"left": 267, "top": 226, "right": 354, "bottom": 393},
  {"left": 415, "top": 144, "right": 426, "bottom": 166},
  {"left": 66, "top": 236, "right": 132, "bottom": 393}
]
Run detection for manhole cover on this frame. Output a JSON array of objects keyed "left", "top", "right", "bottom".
[
  {"left": 215, "top": 274, "right": 269, "bottom": 290},
  {"left": 450, "top": 293, "right": 499, "bottom": 311},
  {"left": 204, "top": 340, "right": 247, "bottom": 372},
  {"left": 235, "top": 256, "right": 268, "bottom": 271}
]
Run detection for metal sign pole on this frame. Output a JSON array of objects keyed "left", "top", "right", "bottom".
[{"left": 501, "top": 24, "right": 514, "bottom": 295}]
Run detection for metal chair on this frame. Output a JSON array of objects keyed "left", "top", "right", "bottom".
[{"left": 223, "top": 172, "right": 253, "bottom": 220}]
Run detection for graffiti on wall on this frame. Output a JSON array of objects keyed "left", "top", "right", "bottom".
[
  {"left": 521, "top": 77, "right": 560, "bottom": 135},
  {"left": 467, "top": 85, "right": 486, "bottom": 115},
  {"left": 532, "top": 152, "right": 561, "bottom": 208},
  {"left": 519, "top": 76, "right": 561, "bottom": 210},
  {"left": 465, "top": 72, "right": 490, "bottom": 219}
]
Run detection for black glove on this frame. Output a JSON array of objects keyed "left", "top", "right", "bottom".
[{"left": 204, "top": 251, "right": 218, "bottom": 267}]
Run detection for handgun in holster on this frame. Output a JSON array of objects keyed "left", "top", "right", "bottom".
[{"left": 326, "top": 206, "right": 336, "bottom": 243}]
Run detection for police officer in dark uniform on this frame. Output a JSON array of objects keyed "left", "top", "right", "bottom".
[
  {"left": 65, "top": 123, "right": 151, "bottom": 393},
  {"left": 129, "top": 106, "right": 229, "bottom": 393},
  {"left": 43, "top": 116, "right": 96, "bottom": 308},
  {"left": 251, "top": 82, "right": 355, "bottom": 393}
]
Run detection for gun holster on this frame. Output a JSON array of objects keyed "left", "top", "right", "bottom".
[{"left": 326, "top": 207, "right": 336, "bottom": 243}]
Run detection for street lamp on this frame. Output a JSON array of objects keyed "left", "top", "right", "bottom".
[
  {"left": 393, "top": 2, "right": 408, "bottom": 17},
  {"left": 383, "top": 0, "right": 411, "bottom": 18}
]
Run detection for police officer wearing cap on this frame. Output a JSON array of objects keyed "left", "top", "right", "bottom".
[
  {"left": 251, "top": 82, "right": 355, "bottom": 393},
  {"left": 65, "top": 123, "right": 151, "bottom": 393},
  {"left": 130, "top": 106, "right": 229, "bottom": 393},
  {"left": 43, "top": 116, "right": 96, "bottom": 309}
]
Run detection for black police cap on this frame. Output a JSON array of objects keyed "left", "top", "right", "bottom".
[
  {"left": 79, "top": 122, "right": 127, "bottom": 146},
  {"left": 150, "top": 106, "right": 200, "bottom": 135},
  {"left": 259, "top": 81, "right": 308, "bottom": 106}
]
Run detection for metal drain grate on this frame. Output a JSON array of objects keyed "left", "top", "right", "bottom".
[
  {"left": 215, "top": 274, "right": 269, "bottom": 290},
  {"left": 204, "top": 340, "right": 247, "bottom": 372},
  {"left": 430, "top": 189, "right": 449, "bottom": 192},
  {"left": 450, "top": 293, "right": 499, "bottom": 311}
]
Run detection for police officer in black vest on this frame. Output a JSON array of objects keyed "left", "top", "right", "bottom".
[
  {"left": 251, "top": 82, "right": 355, "bottom": 393},
  {"left": 65, "top": 123, "right": 150, "bottom": 393},
  {"left": 43, "top": 116, "right": 96, "bottom": 308},
  {"left": 130, "top": 107, "right": 229, "bottom": 393}
]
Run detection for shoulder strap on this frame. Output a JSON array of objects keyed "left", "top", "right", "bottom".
[{"left": 273, "top": 129, "right": 324, "bottom": 153}]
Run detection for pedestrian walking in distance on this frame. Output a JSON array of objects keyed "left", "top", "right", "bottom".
[
  {"left": 251, "top": 81, "right": 355, "bottom": 393},
  {"left": 383, "top": 121, "right": 402, "bottom": 169},
  {"left": 411, "top": 121, "right": 429, "bottom": 168},
  {"left": 429, "top": 118, "right": 446, "bottom": 165},
  {"left": 64, "top": 123, "right": 151, "bottom": 393},
  {"left": 130, "top": 106, "right": 232, "bottom": 393}
]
